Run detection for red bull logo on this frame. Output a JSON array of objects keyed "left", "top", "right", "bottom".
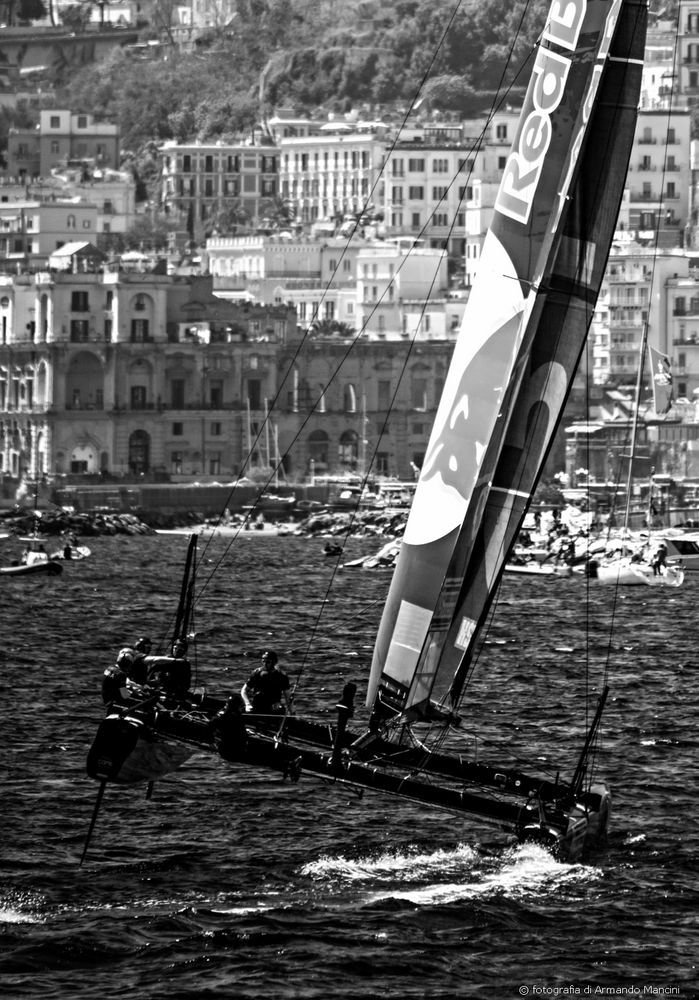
[{"left": 494, "top": 0, "right": 588, "bottom": 225}]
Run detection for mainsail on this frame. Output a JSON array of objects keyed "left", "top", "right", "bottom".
[{"left": 367, "top": 0, "right": 647, "bottom": 721}]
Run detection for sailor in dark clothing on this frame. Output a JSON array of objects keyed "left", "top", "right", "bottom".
[
  {"left": 145, "top": 639, "right": 192, "bottom": 696},
  {"left": 116, "top": 636, "right": 152, "bottom": 685},
  {"left": 211, "top": 692, "right": 248, "bottom": 759},
  {"left": 102, "top": 663, "right": 128, "bottom": 704},
  {"left": 241, "top": 650, "right": 290, "bottom": 714}
]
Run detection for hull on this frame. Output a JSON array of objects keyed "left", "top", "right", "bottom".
[
  {"left": 505, "top": 562, "right": 572, "bottom": 577},
  {"left": 1, "top": 559, "right": 63, "bottom": 577},
  {"left": 592, "top": 559, "right": 684, "bottom": 587},
  {"left": 50, "top": 545, "right": 91, "bottom": 561},
  {"left": 87, "top": 712, "right": 195, "bottom": 784},
  {"left": 87, "top": 690, "right": 610, "bottom": 862}
]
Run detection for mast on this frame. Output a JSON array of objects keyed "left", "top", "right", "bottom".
[
  {"left": 174, "top": 534, "right": 197, "bottom": 642},
  {"left": 367, "top": 0, "right": 648, "bottom": 722},
  {"left": 622, "top": 321, "right": 650, "bottom": 533}
]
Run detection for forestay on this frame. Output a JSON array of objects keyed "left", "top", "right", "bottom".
[{"left": 367, "top": 0, "right": 647, "bottom": 722}]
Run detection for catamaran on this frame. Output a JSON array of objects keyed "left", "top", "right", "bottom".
[{"left": 85, "top": 0, "right": 648, "bottom": 864}]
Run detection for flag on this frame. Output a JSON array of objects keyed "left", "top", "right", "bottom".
[{"left": 649, "top": 346, "right": 673, "bottom": 415}]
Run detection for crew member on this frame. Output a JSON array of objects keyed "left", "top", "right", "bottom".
[
  {"left": 145, "top": 638, "right": 191, "bottom": 696},
  {"left": 210, "top": 693, "right": 248, "bottom": 759},
  {"left": 241, "top": 650, "right": 290, "bottom": 714},
  {"left": 116, "top": 636, "right": 152, "bottom": 685},
  {"left": 102, "top": 664, "right": 128, "bottom": 704}
]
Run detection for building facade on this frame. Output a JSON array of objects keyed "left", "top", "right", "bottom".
[
  {"left": 159, "top": 140, "right": 280, "bottom": 239},
  {"left": 5, "top": 110, "right": 120, "bottom": 179},
  {"left": 0, "top": 250, "right": 456, "bottom": 484}
]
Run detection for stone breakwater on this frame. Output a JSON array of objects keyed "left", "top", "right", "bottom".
[
  {"left": 0, "top": 504, "right": 409, "bottom": 540},
  {"left": 0, "top": 509, "right": 160, "bottom": 537},
  {"left": 293, "top": 508, "right": 408, "bottom": 538}
]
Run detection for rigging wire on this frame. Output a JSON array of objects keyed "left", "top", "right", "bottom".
[
  {"left": 585, "top": 5, "right": 683, "bottom": 793},
  {"left": 446, "top": 0, "right": 650, "bottom": 783}
]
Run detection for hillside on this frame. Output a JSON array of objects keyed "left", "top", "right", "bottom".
[{"left": 58, "top": 0, "right": 552, "bottom": 152}]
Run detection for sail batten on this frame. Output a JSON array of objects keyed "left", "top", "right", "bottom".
[{"left": 367, "top": 0, "right": 647, "bottom": 723}]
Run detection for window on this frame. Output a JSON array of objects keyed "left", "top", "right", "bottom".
[
  {"left": 70, "top": 319, "right": 89, "bottom": 342},
  {"left": 408, "top": 158, "right": 425, "bottom": 171},
  {"left": 209, "top": 380, "right": 223, "bottom": 407},
  {"left": 67, "top": 215, "right": 76, "bottom": 229},
  {"left": 77, "top": 115, "right": 87, "bottom": 128},
  {"left": 172, "top": 422, "right": 183, "bottom": 436},
  {"left": 410, "top": 378, "right": 427, "bottom": 410},
  {"left": 171, "top": 452, "right": 184, "bottom": 474},
  {"left": 247, "top": 378, "right": 261, "bottom": 409},
  {"left": 496, "top": 123, "right": 508, "bottom": 140},
  {"left": 71, "top": 291, "right": 89, "bottom": 312},
  {"left": 408, "top": 186, "right": 424, "bottom": 199},
  {"left": 130, "top": 386, "right": 147, "bottom": 409},
  {"left": 50, "top": 140, "right": 59, "bottom": 154},
  {"left": 432, "top": 186, "right": 447, "bottom": 200},
  {"left": 131, "top": 319, "right": 150, "bottom": 342},
  {"left": 208, "top": 452, "right": 221, "bottom": 475},
  {"left": 210, "top": 422, "right": 222, "bottom": 436},
  {"left": 171, "top": 379, "right": 185, "bottom": 408},
  {"left": 50, "top": 115, "right": 60, "bottom": 128}
]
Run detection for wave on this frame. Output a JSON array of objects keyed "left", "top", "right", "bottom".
[{"left": 300, "top": 841, "right": 601, "bottom": 905}]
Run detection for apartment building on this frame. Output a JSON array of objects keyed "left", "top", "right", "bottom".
[
  {"left": 0, "top": 200, "right": 99, "bottom": 263},
  {"left": 624, "top": 108, "right": 691, "bottom": 245},
  {"left": 5, "top": 110, "right": 120, "bottom": 178},
  {"left": 0, "top": 171, "right": 136, "bottom": 246},
  {"left": 159, "top": 140, "right": 280, "bottom": 239},
  {"left": 676, "top": 0, "right": 699, "bottom": 105},
  {"left": 207, "top": 232, "right": 456, "bottom": 339},
  {"left": 278, "top": 121, "right": 386, "bottom": 228}
]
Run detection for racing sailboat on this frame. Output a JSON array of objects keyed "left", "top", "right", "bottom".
[{"left": 85, "top": 0, "right": 647, "bottom": 863}]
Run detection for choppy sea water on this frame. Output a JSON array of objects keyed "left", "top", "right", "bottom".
[{"left": 0, "top": 532, "right": 697, "bottom": 1000}]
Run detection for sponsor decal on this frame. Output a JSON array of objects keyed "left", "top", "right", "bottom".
[{"left": 495, "top": 45, "right": 572, "bottom": 224}]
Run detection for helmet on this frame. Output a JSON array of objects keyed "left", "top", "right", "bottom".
[{"left": 135, "top": 637, "right": 152, "bottom": 652}]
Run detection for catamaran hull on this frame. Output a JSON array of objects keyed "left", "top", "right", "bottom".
[
  {"left": 86, "top": 714, "right": 194, "bottom": 784},
  {"left": 87, "top": 702, "right": 609, "bottom": 862}
]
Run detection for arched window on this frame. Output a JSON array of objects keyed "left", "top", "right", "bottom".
[
  {"left": 343, "top": 384, "right": 357, "bottom": 413},
  {"left": 308, "top": 429, "right": 329, "bottom": 471}
]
